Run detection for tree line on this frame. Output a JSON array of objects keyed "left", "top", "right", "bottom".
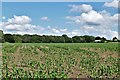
[{"left": 0, "top": 30, "right": 119, "bottom": 43}]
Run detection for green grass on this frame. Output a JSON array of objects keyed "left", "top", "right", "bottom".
[{"left": 2, "top": 43, "right": 119, "bottom": 78}]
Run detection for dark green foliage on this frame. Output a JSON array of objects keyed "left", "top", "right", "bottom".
[
  {"left": 112, "top": 37, "right": 118, "bottom": 42},
  {"left": 101, "top": 37, "right": 107, "bottom": 43},
  {"left": 72, "top": 36, "right": 86, "bottom": 43},
  {"left": 95, "top": 36, "right": 101, "bottom": 40},
  {"left": 1, "top": 30, "right": 119, "bottom": 43},
  {"left": 2, "top": 33, "right": 97, "bottom": 43},
  {"left": 4, "top": 34, "right": 15, "bottom": 43},
  {"left": 83, "top": 35, "right": 95, "bottom": 43},
  {"left": 0, "top": 30, "right": 3, "bottom": 43}
]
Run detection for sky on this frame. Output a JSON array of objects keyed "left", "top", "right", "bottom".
[
  {"left": 0, "top": 0, "right": 119, "bottom": 40},
  {"left": 1, "top": 0, "right": 113, "bottom": 2}
]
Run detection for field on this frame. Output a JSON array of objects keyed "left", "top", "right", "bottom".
[{"left": 1, "top": 43, "right": 119, "bottom": 78}]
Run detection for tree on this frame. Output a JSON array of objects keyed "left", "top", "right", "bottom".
[
  {"left": 62, "top": 34, "right": 68, "bottom": 38},
  {"left": 95, "top": 36, "right": 101, "bottom": 40},
  {"left": 13, "top": 34, "right": 22, "bottom": 43},
  {"left": 72, "top": 36, "right": 86, "bottom": 43},
  {"left": 4, "top": 34, "right": 15, "bottom": 43},
  {"left": 113, "top": 37, "right": 118, "bottom": 42},
  {"left": 22, "top": 34, "right": 32, "bottom": 43},
  {"left": 58, "top": 36, "right": 65, "bottom": 43},
  {"left": 62, "top": 34, "right": 72, "bottom": 43},
  {"left": 0, "top": 30, "right": 3, "bottom": 37},
  {"left": 101, "top": 37, "right": 107, "bottom": 43},
  {"left": 2, "top": 33, "right": 109, "bottom": 43},
  {"left": 83, "top": 35, "right": 95, "bottom": 43},
  {"left": 0, "top": 30, "right": 3, "bottom": 43}
]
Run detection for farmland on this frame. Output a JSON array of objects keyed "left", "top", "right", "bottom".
[{"left": 1, "top": 43, "right": 119, "bottom": 78}]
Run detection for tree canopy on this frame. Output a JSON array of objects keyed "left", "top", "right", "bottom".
[{"left": 0, "top": 30, "right": 119, "bottom": 43}]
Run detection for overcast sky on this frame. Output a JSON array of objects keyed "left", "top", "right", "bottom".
[{"left": 1, "top": 0, "right": 119, "bottom": 39}]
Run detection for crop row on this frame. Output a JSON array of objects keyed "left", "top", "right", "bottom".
[{"left": 1, "top": 43, "right": 119, "bottom": 78}]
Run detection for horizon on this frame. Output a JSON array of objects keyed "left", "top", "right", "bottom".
[
  {"left": 0, "top": 0, "right": 119, "bottom": 40},
  {"left": 1, "top": 31, "right": 117, "bottom": 40}
]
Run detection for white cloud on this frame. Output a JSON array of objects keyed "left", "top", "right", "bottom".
[
  {"left": 0, "top": 22, "right": 2, "bottom": 30},
  {"left": 48, "top": 26, "right": 60, "bottom": 34},
  {"left": 65, "top": 16, "right": 78, "bottom": 21},
  {"left": 69, "top": 4, "right": 93, "bottom": 13},
  {"left": 41, "top": 16, "right": 49, "bottom": 21},
  {"left": 3, "top": 31, "right": 39, "bottom": 35},
  {"left": 82, "top": 26, "right": 95, "bottom": 32},
  {"left": 66, "top": 10, "right": 104, "bottom": 25},
  {"left": 2, "top": 16, "right": 5, "bottom": 20},
  {"left": 104, "top": 0, "right": 119, "bottom": 8},
  {"left": 66, "top": 2, "right": 119, "bottom": 39},
  {"left": 47, "top": 26, "right": 81, "bottom": 37},
  {"left": 52, "top": 28, "right": 60, "bottom": 34},
  {"left": 47, "top": 26, "right": 68, "bottom": 34},
  {"left": 1, "top": 15, "right": 44, "bottom": 34},
  {"left": 8, "top": 15, "right": 31, "bottom": 25},
  {"left": 65, "top": 8, "right": 118, "bottom": 39},
  {"left": 71, "top": 30, "right": 80, "bottom": 35},
  {"left": 5, "top": 24, "right": 36, "bottom": 31},
  {"left": 81, "top": 10, "right": 103, "bottom": 23},
  {"left": 60, "top": 29, "right": 67, "bottom": 32},
  {"left": 80, "top": 25, "right": 118, "bottom": 39}
]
